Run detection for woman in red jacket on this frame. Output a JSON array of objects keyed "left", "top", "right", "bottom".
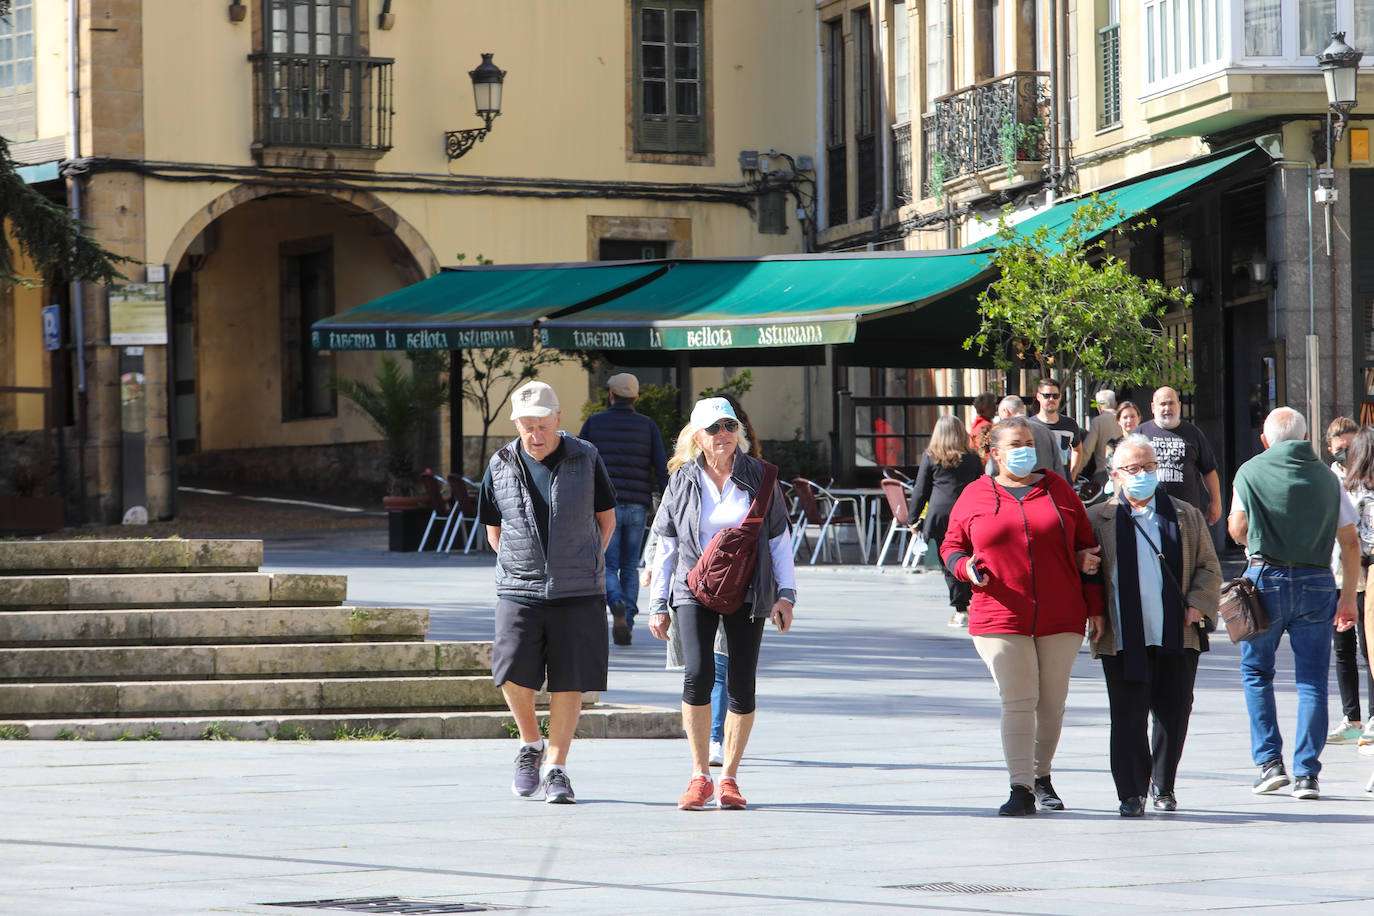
[{"left": 942, "top": 417, "right": 1105, "bottom": 816}]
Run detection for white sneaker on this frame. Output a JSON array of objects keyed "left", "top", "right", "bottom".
[
  {"left": 1359, "top": 722, "right": 1374, "bottom": 756},
  {"left": 708, "top": 740, "right": 724, "bottom": 766},
  {"left": 1327, "top": 718, "right": 1363, "bottom": 744},
  {"left": 948, "top": 610, "right": 969, "bottom": 627}
]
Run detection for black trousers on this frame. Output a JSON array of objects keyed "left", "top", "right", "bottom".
[
  {"left": 1334, "top": 591, "right": 1371, "bottom": 722},
  {"left": 1100, "top": 647, "right": 1200, "bottom": 801},
  {"left": 678, "top": 601, "right": 766, "bottom": 714},
  {"left": 926, "top": 517, "right": 971, "bottom": 611}
]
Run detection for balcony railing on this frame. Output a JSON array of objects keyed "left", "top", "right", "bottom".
[
  {"left": 920, "top": 112, "right": 937, "bottom": 199},
  {"left": 892, "top": 121, "right": 912, "bottom": 206},
  {"left": 934, "top": 71, "right": 1049, "bottom": 181},
  {"left": 249, "top": 53, "right": 394, "bottom": 151}
]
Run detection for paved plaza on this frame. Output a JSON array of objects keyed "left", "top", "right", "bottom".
[{"left": 5, "top": 521, "right": 1374, "bottom": 914}]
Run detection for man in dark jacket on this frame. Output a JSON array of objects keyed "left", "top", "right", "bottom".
[{"left": 579, "top": 373, "right": 669, "bottom": 645}]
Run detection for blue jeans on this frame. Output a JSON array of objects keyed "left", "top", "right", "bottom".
[
  {"left": 710, "top": 652, "right": 728, "bottom": 743},
  {"left": 604, "top": 502, "right": 647, "bottom": 626},
  {"left": 1240, "top": 563, "right": 1338, "bottom": 777}
]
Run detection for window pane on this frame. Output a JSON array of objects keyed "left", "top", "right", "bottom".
[
  {"left": 924, "top": 0, "right": 942, "bottom": 106},
  {"left": 0, "top": 64, "right": 11, "bottom": 89},
  {"left": 1186, "top": 0, "right": 1196, "bottom": 69},
  {"left": 17, "top": 60, "right": 32, "bottom": 85},
  {"left": 1147, "top": 6, "right": 1156, "bottom": 81},
  {"left": 674, "top": 45, "right": 697, "bottom": 80},
  {"left": 642, "top": 45, "right": 666, "bottom": 79},
  {"left": 676, "top": 80, "right": 699, "bottom": 116},
  {"left": 16, "top": 34, "right": 31, "bottom": 59},
  {"left": 1300, "top": 0, "right": 1336, "bottom": 56},
  {"left": 1244, "top": 0, "right": 1282, "bottom": 56},
  {"left": 16, "top": 5, "right": 31, "bottom": 32},
  {"left": 894, "top": 2, "right": 909, "bottom": 122},
  {"left": 643, "top": 80, "right": 667, "bottom": 115},
  {"left": 673, "top": 9, "right": 699, "bottom": 45},
  {"left": 641, "top": 8, "right": 666, "bottom": 43},
  {"left": 0, "top": 38, "right": 11, "bottom": 61},
  {"left": 1356, "top": 0, "right": 1374, "bottom": 60}
]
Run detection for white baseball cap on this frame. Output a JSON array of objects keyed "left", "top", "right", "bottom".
[
  {"left": 510, "top": 381, "right": 560, "bottom": 420},
  {"left": 689, "top": 397, "right": 739, "bottom": 431}
]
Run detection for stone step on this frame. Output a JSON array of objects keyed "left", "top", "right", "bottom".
[
  {"left": 0, "top": 675, "right": 510, "bottom": 719},
  {"left": 0, "top": 571, "right": 346, "bottom": 610},
  {"left": 0, "top": 705, "right": 683, "bottom": 740},
  {"left": 0, "top": 606, "right": 429, "bottom": 647},
  {"left": 0, "top": 539, "right": 263, "bottom": 575},
  {"left": 0, "top": 641, "right": 493, "bottom": 682}
]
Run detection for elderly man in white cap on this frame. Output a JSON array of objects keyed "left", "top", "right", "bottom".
[
  {"left": 477, "top": 380, "right": 618, "bottom": 804},
  {"left": 579, "top": 372, "right": 669, "bottom": 645}
]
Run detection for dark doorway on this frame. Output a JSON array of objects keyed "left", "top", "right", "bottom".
[{"left": 599, "top": 239, "right": 669, "bottom": 261}]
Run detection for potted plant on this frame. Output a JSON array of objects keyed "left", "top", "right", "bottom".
[{"left": 331, "top": 353, "right": 447, "bottom": 551}]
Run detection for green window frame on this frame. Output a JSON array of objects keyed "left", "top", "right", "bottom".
[{"left": 632, "top": 0, "right": 707, "bottom": 154}]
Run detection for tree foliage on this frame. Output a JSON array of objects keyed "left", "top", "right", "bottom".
[
  {"left": 965, "top": 196, "right": 1192, "bottom": 396},
  {"left": 330, "top": 354, "right": 447, "bottom": 493},
  {"left": 461, "top": 342, "right": 581, "bottom": 468},
  {"left": 0, "top": 136, "right": 131, "bottom": 286}
]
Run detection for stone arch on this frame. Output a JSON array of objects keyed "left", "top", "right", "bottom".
[{"left": 162, "top": 184, "right": 439, "bottom": 283}]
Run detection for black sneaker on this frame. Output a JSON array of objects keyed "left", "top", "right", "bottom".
[
  {"left": 1291, "top": 775, "right": 1319, "bottom": 800},
  {"left": 1118, "top": 796, "right": 1146, "bottom": 818},
  {"left": 543, "top": 767, "right": 576, "bottom": 804},
  {"left": 1253, "top": 759, "right": 1290, "bottom": 794},
  {"left": 1032, "top": 775, "right": 1064, "bottom": 811},
  {"left": 511, "top": 742, "right": 545, "bottom": 798},
  {"left": 1152, "top": 791, "right": 1177, "bottom": 812},
  {"left": 998, "top": 784, "right": 1037, "bottom": 816},
  {"left": 611, "top": 600, "right": 631, "bottom": 646}
]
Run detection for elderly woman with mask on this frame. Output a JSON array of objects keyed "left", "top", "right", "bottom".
[{"left": 648, "top": 397, "right": 796, "bottom": 811}]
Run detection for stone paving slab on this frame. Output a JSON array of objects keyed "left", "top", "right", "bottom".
[
  {"left": 0, "top": 538, "right": 263, "bottom": 575},
  {"left": 0, "top": 606, "right": 430, "bottom": 646},
  {"left": 0, "top": 572, "right": 346, "bottom": 610},
  {"left": 3, "top": 542, "right": 1374, "bottom": 913}
]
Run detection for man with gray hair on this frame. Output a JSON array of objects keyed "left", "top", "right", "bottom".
[
  {"left": 1228, "top": 406, "right": 1361, "bottom": 800},
  {"left": 996, "top": 394, "right": 1067, "bottom": 479},
  {"left": 1080, "top": 389, "right": 1124, "bottom": 484}
]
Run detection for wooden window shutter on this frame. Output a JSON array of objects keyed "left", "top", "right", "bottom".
[{"left": 633, "top": 0, "right": 706, "bottom": 154}]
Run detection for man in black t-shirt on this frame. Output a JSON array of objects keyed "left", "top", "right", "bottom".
[
  {"left": 1137, "top": 386, "right": 1222, "bottom": 524},
  {"left": 477, "top": 381, "right": 618, "bottom": 805},
  {"left": 1031, "top": 377, "right": 1084, "bottom": 477}
]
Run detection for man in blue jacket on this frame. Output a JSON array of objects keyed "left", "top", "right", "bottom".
[{"left": 579, "top": 373, "right": 669, "bottom": 645}]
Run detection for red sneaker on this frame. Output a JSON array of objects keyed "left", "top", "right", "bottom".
[
  {"left": 677, "top": 775, "right": 714, "bottom": 810},
  {"left": 716, "top": 777, "right": 747, "bottom": 809}
]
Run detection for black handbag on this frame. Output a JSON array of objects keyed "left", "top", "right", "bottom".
[{"left": 1218, "top": 576, "right": 1271, "bottom": 643}]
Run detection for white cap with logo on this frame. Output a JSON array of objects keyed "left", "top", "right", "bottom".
[
  {"left": 689, "top": 397, "right": 738, "bottom": 431},
  {"left": 510, "top": 381, "right": 560, "bottom": 420}
]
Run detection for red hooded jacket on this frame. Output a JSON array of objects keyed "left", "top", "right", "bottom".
[{"left": 940, "top": 471, "right": 1096, "bottom": 637}]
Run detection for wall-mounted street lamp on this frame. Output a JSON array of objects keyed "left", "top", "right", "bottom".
[{"left": 445, "top": 53, "right": 506, "bottom": 161}]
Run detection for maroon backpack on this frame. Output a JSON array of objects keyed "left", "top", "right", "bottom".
[{"left": 687, "top": 460, "right": 779, "bottom": 613}]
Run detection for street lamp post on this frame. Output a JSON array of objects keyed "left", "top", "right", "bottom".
[
  {"left": 445, "top": 53, "right": 507, "bottom": 161},
  {"left": 1312, "top": 32, "right": 1363, "bottom": 453}
]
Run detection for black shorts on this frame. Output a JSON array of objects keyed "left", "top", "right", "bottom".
[{"left": 492, "top": 595, "right": 609, "bottom": 693}]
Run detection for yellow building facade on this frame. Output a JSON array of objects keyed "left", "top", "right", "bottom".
[{"left": 2, "top": 1, "right": 821, "bottom": 524}]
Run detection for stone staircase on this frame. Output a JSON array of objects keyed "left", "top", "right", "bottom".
[{"left": 0, "top": 539, "right": 679, "bottom": 740}]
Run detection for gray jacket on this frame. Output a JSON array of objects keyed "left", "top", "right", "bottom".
[
  {"left": 651, "top": 449, "right": 794, "bottom": 619},
  {"left": 488, "top": 433, "right": 605, "bottom": 600}
]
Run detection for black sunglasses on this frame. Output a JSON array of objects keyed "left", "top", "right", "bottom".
[
  {"left": 1038, "top": 391, "right": 1061, "bottom": 399},
  {"left": 703, "top": 419, "right": 740, "bottom": 435}
]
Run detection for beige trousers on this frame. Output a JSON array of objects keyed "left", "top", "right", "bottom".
[{"left": 972, "top": 631, "right": 1084, "bottom": 788}]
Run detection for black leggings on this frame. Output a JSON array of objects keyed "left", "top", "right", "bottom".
[{"left": 678, "top": 601, "right": 766, "bottom": 714}]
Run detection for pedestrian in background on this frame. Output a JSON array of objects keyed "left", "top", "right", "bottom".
[
  {"left": 648, "top": 397, "right": 796, "bottom": 810},
  {"left": 1087, "top": 435, "right": 1220, "bottom": 816},
  {"left": 579, "top": 372, "right": 669, "bottom": 646},
  {"left": 1030, "top": 377, "right": 1085, "bottom": 479},
  {"left": 907, "top": 414, "right": 983, "bottom": 627},
  {"left": 1138, "top": 387, "right": 1222, "bottom": 526},
  {"left": 1080, "top": 389, "right": 1124, "bottom": 485},
  {"left": 1332, "top": 422, "right": 1374, "bottom": 754},
  {"left": 1324, "top": 417, "right": 1370, "bottom": 745},
  {"left": 942, "top": 417, "right": 1104, "bottom": 816},
  {"left": 995, "top": 395, "right": 1067, "bottom": 479},
  {"left": 969, "top": 392, "right": 998, "bottom": 452},
  {"left": 1229, "top": 407, "right": 1360, "bottom": 800},
  {"left": 479, "top": 382, "right": 618, "bottom": 804}
]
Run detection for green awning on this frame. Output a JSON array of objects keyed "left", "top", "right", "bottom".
[
  {"left": 991, "top": 148, "right": 1259, "bottom": 243},
  {"left": 311, "top": 262, "right": 667, "bottom": 350},
  {"left": 538, "top": 251, "right": 994, "bottom": 351}
]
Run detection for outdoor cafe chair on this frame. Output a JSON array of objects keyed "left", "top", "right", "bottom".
[
  {"left": 875, "top": 476, "right": 919, "bottom": 568},
  {"left": 419, "top": 471, "right": 460, "bottom": 552},
  {"left": 790, "top": 477, "right": 867, "bottom": 565},
  {"left": 442, "top": 474, "right": 483, "bottom": 554}
]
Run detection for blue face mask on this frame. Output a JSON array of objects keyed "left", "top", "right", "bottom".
[
  {"left": 1001, "top": 445, "right": 1038, "bottom": 477},
  {"left": 1120, "top": 469, "right": 1159, "bottom": 500}
]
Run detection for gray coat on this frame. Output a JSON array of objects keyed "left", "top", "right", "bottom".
[
  {"left": 488, "top": 433, "right": 605, "bottom": 600},
  {"left": 651, "top": 449, "right": 794, "bottom": 620}
]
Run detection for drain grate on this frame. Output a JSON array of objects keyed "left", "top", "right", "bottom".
[
  {"left": 263, "top": 898, "right": 522, "bottom": 914},
  {"left": 888, "top": 881, "right": 1036, "bottom": 895}
]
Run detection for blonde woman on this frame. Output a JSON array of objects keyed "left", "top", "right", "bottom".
[
  {"left": 909, "top": 415, "right": 985, "bottom": 626},
  {"left": 648, "top": 397, "right": 796, "bottom": 810}
]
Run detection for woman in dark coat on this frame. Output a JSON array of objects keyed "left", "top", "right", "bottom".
[{"left": 909, "top": 414, "right": 986, "bottom": 626}]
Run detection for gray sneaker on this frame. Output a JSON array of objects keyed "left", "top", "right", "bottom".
[
  {"left": 542, "top": 767, "right": 576, "bottom": 804},
  {"left": 1252, "top": 759, "right": 1290, "bottom": 794},
  {"left": 511, "top": 743, "right": 545, "bottom": 798}
]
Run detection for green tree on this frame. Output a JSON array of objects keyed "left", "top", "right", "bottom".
[
  {"left": 461, "top": 342, "right": 579, "bottom": 469},
  {"left": 330, "top": 353, "right": 447, "bottom": 494},
  {"left": 965, "top": 196, "right": 1192, "bottom": 396}
]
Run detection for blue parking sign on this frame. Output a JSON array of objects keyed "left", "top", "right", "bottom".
[{"left": 41, "top": 305, "right": 61, "bottom": 351}]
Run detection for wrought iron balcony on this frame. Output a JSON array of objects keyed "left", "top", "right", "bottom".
[
  {"left": 249, "top": 53, "right": 394, "bottom": 151},
  {"left": 933, "top": 71, "right": 1049, "bottom": 182}
]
